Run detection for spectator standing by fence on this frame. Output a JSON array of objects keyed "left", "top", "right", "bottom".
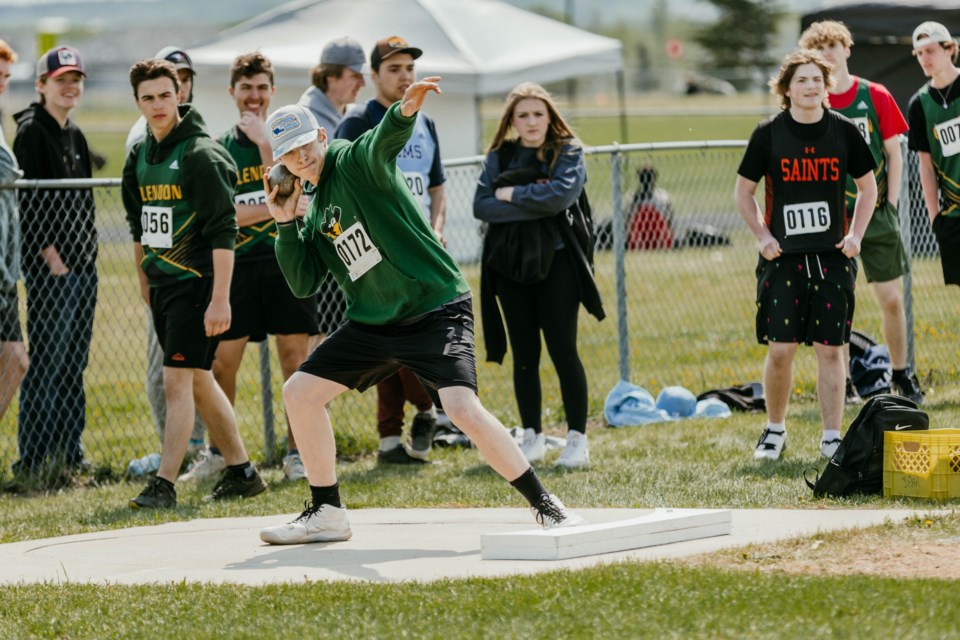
[
  {"left": 122, "top": 59, "right": 265, "bottom": 508},
  {"left": 799, "top": 21, "right": 924, "bottom": 406},
  {"left": 0, "top": 39, "right": 28, "bottom": 424},
  {"left": 125, "top": 46, "right": 207, "bottom": 468},
  {"left": 908, "top": 23, "right": 960, "bottom": 291},
  {"left": 257, "top": 77, "right": 584, "bottom": 544},
  {"left": 336, "top": 36, "right": 445, "bottom": 464},
  {"left": 213, "top": 52, "right": 317, "bottom": 482},
  {"left": 12, "top": 46, "right": 98, "bottom": 475},
  {"left": 735, "top": 49, "right": 877, "bottom": 462},
  {"left": 298, "top": 37, "right": 366, "bottom": 350},
  {"left": 473, "top": 82, "right": 603, "bottom": 469}
]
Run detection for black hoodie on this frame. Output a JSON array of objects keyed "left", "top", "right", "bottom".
[{"left": 13, "top": 102, "right": 98, "bottom": 272}]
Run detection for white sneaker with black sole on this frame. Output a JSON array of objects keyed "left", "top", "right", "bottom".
[
  {"left": 532, "top": 493, "right": 586, "bottom": 529},
  {"left": 260, "top": 501, "right": 352, "bottom": 544},
  {"left": 753, "top": 428, "right": 786, "bottom": 461}
]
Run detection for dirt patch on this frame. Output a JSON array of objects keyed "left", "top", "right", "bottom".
[{"left": 680, "top": 512, "right": 960, "bottom": 580}]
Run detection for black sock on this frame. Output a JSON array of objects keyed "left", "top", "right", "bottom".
[
  {"left": 209, "top": 447, "right": 221, "bottom": 456},
  {"left": 310, "top": 482, "right": 342, "bottom": 508},
  {"left": 156, "top": 476, "right": 175, "bottom": 491},
  {"left": 892, "top": 368, "right": 906, "bottom": 377},
  {"left": 509, "top": 467, "right": 548, "bottom": 508},
  {"left": 227, "top": 461, "right": 253, "bottom": 479}
]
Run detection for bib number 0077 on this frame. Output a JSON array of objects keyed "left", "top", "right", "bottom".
[{"left": 783, "top": 201, "right": 830, "bottom": 237}]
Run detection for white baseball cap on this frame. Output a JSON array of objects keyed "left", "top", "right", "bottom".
[
  {"left": 913, "top": 21, "right": 954, "bottom": 50},
  {"left": 264, "top": 105, "right": 320, "bottom": 160}
]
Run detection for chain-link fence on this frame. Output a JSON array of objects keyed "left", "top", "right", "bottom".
[{"left": 2, "top": 139, "right": 957, "bottom": 476}]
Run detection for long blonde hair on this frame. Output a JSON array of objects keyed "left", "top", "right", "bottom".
[{"left": 488, "top": 82, "right": 578, "bottom": 171}]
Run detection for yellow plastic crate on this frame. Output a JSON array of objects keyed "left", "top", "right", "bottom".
[{"left": 883, "top": 429, "right": 960, "bottom": 500}]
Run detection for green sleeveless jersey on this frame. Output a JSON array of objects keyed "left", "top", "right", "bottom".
[
  {"left": 136, "top": 139, "right": 213, "bottom": 284},
  {"left": 835, "top": 79, "right": 887, "bottom": 213},
  {"left": 920, "top": 85, "right": 960, "bottom": 218},
  {"left": 218, "top": 128, "right": 275, "bottom": 261}
]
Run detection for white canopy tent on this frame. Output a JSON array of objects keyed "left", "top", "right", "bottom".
[{"left": 188, "top": 0, "right": 625, "bottom": 158}]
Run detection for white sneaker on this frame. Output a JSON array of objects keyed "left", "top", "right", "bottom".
[
  {"left": 531, "top": 494, "right": 586, "bottom": 529},
  {"left": 820, "top": 437, "right": 842, "bottom": 459},
  {"left": 520, "top": 428, "right": 546, "bottom": 463},
  {"left": 283, "top": 452, "right": 307, "bottom": 481},
  {"left": 178, "top": 448, "right": 226, "bottom": 481},
  {"left": 753, "top": 428, "right": 786, "bottom": 461},
  {"left": 260, "top": 501, "right": 352, "bottom": 545},
  {"left": 555, "top": 431, "right": 589, "bottom": 468}
]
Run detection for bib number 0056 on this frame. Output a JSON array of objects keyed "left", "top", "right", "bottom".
[
  {"left": 334, "top": 221, "right": 382, "bottom": 281},
  {"left": 783, "top": 201, "right": 830, "bottom": 237},
  {"left": 140, "top": 205, "right": 173, "bottom": 248}
]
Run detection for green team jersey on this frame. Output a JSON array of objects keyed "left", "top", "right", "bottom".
[
  {"left": 835, "top": 79, "right": 888, "bottom": 213},
  {"left": 122, "top": 106, "right": 238, "bottom": 286},
  {"left": 919, "top": 85, "right": 960, "bottom": 218},
  {"left": 217, "top": 127, "right": 275, "bottom": 261},
  {"left": 274, "top": 103, "right": 469, "bottom": 325}
]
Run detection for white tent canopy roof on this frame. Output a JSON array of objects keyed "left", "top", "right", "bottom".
[{"left": 189, "top": 0, "right": 623, "bottom": 95}]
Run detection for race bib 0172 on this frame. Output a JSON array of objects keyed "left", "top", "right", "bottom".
[
  {"left": 334, "top": 221, "right": 382, "bottom": 281},
  {"left": 783, "top": 201, "right": 830, "bottom": 237}
]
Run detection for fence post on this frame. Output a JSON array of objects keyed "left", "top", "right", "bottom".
[
  {"left": 259, "top": 339, "right": 276, "bottom": 462},
  {"left": 899, "top": 137, "right": 916, "bottom": 369},
  {"left": 610, "top": 146, "right": 630, "bottom": 382}
]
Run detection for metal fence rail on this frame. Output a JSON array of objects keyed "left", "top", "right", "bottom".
[{"left": 1, "top": 139, "right": 955, "bottom": 474}]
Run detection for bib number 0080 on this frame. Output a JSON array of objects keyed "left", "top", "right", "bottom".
[
  {"left": 334, "top": 221, "right": 382, "bottom": 281},
  {"left": 783, "top": 201, "right": 830, "bottom": 237}
]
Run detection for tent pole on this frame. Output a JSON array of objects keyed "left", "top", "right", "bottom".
[{"left": 616, "top": 69, "right": 628, "bottom": 143}]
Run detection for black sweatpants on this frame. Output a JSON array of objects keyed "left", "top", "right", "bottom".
[{"left": 495, "top": 248, "right": 588, "bottom": 434}]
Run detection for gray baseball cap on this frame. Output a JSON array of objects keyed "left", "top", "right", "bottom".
[
  {"left": 320, "top": 36, "right": 365, "bottom": 73},
  {"left": 265, "top": 105, "right": 321, "bottom": 160}
]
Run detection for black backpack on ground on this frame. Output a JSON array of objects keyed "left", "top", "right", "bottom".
[{"left": 805, "top": 394, "right": 928, "bottom": 497}]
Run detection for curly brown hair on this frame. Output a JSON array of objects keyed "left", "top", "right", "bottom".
[{"left": 768, "top": 49, "right": 835, "bottom": 111}]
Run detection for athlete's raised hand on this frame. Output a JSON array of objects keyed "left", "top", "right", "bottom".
[{"left": 400, "top": 76, "right": 442, "bottom": 117}]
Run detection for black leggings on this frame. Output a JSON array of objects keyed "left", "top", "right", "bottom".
[{"left": 495, "top": 248, "right": 587, "bottom": 434}]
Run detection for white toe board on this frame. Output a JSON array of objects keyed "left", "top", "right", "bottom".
[{"left": 481, "top": 508, "right": 732, "bottom": 560}]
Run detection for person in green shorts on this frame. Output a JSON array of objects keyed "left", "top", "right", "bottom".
[
  {"left": 800, "top": 21, "right": 924, "bottom": 406},
  {"left": 122, "top": 58, "right": 267, "bottom": 508},
  {"left": 257, "top": 77, "right": 585, "bottom": 544}
]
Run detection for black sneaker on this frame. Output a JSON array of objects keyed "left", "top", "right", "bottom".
[
  {"left": 844, "top": 378, "right": 862, "bottom": 405},
  {"left": 377, "top": 444, "right": 430, "bottom": 465},
  {"left": 408, "top": 411, "right": 437, "bottom": 460},
  {"left": 130, "top": 476, "right": 177, "bottom": 509},
  {"left": 892, "top": 369, "right": 924, "bottom": 405},
  {"left": 206, "top": 468, "right": 268, "bottom": 501}
]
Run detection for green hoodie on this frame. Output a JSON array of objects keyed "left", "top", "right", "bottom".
[
  {"left": 122, "top": 105, "right": 238, "bottom": 286},
  {"left": 275, "top": 103, "right": 468, "bottom": 325}
]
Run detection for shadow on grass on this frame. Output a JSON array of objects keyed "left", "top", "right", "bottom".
[{"left": 733, "top": 458, "right": 818, "bottom": 480}]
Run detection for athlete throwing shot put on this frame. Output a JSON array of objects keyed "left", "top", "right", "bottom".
[
  {"left": 258, "top": 76, "right": 585, "bottom": 544},
  {"left": 735, "top": 49, "right": 877, "bottom": 462}
]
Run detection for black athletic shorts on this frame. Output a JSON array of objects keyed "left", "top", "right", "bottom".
[
  {"left": 0, "top": 289, "right": 22, "bottom": 342},
  {"left": 150, "top": 278, "right": 220, "bottom": 369},
  {"left": 298, "top": 295, "right": 477, "bottom": 403},
  {"left": 756, "top": 251, "right": 857, "bottom": 346},
  {"left": 932, "top": 214, "right": 960, "bottom": 286},
  {"left": 220, "top": 258, "right": 318, "bottom": 342}
]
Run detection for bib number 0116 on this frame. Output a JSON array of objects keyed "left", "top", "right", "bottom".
[{"left": 783, "top": 201, "right": 830, "bottom": 236}]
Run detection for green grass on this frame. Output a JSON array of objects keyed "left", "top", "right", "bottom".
[{"left": 2, "top": 561, "right": 958, "bottom": 639}]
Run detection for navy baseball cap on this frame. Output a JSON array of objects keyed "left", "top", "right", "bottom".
[
  {"left": 36, "top": 46, "right": 85, "bottom": 79},
  {"left": 155, "top": 46, "right": 196, "bottom": 75}
]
